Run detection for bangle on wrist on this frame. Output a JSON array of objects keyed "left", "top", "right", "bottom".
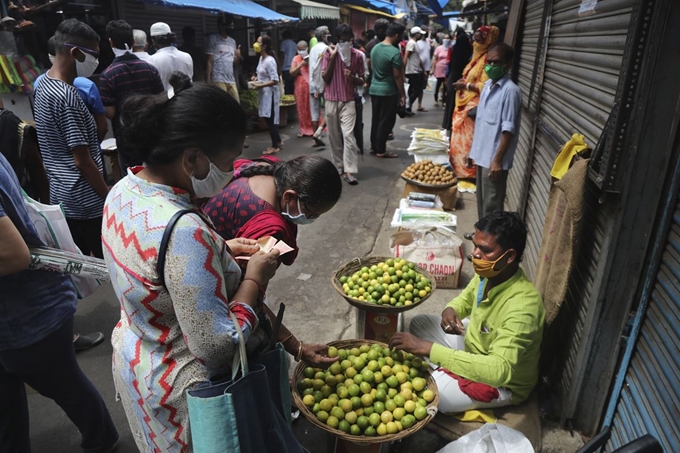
[
  {"left": 281, "top": 333, "right": 295, "bottom": 347},
  {"left": 242, "top": 277, "right": 261, "bottom": 288},
  {"left": 295, "top": 341, "right": 304, "bottom": 362}
]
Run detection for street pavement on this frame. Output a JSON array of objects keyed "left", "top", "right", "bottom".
[{"left": 26, "top": 96, "right": 478, "bottom": 452}]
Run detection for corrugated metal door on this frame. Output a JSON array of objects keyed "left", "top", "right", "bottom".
[
  {"left": 540, "top": 0, "right": 635, "bottom": 145},
  {"left": 534, "top": 0, "right": 636, "bottom": 411},
  {"left": 606, "top": 198, "right": 680, "bottom": 452},
  {"left": 119, "top": 0, "right": 210, "bottom": 47},
  {"left": 519, "top": 0, "right": 635, "bottom": 281},
  {"left": 505, "top": 0, "right": 543, "bottom": 213}
]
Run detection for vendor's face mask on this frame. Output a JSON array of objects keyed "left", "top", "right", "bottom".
[
  {"left": 282, "top": 197, "right": 316, "bottom": 225},
  {"left": 472, "top": 250, "right": 512, "bottom": 278}
]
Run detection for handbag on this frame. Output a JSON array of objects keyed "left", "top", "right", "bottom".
[
  {"left": 186, "top": 315, "right": 304, "bottom": 453},
  {"left": 158, "top": 210, "right": 304, "bottom": 453}
]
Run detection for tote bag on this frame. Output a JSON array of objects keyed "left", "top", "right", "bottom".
[{"left": 187, "top": 312, "right": 304, "bottom": 453}]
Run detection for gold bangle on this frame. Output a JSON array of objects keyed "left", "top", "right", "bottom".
[
  {"left": 281, "top": 333, "right": 294, "bottom": 346},
  {"left": 295, "top": 341, "right": 304, "bottom": 362}
]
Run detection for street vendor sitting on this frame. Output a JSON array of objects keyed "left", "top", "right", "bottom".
[{"left": 390, "top": 211, "right": 545, "bottom": 413}]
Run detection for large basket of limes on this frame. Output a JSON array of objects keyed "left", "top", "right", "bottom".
[
  {"left": 332, "top": 257, "right": 436, "bottom": 313},
  {"left": 292, "top": 340, "right": 439, "bottom": 444}
]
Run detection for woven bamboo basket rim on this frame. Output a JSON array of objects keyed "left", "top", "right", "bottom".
[
  {"left": 331, "top": 256, "right": 437, "bottom": 313},
  {"left": 400, "top": 174, "right": 458, "bottom": 189},
  {"left": 292, "top": 339, "right": 440, "bottom": 445}
]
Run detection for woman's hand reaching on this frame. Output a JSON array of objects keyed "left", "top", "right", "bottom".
[{"left": 227, "top": 238, "right": 259, "bottom": 257}]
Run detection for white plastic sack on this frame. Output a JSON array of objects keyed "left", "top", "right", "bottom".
[
  {"left": 424, "top": 75, "right": 438, "bottom": 94},
  {"left": 436, "top": 424, "right": 534, "bottom": 453},
  {"left": 23, "top": 193, "right": 101, "bottom": 298}
]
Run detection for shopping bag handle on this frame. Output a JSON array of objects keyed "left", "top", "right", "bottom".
[{"left": 229, "top": 311, "right": 249, "bottom": 380}]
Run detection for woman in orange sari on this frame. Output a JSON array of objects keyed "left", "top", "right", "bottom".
[
  {"left": 448, "top": 25, "right": 500, "bottom": 179},
  {"left": 289, "top": 40, "right": 314, "bottom": 137}
]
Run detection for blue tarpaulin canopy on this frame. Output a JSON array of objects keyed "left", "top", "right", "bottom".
[
  {"left": 142, "top": 0, "right": 298, "bottom": 22},
  {"left": 426, "top": 0, "right": 449, "bottom": 17},
  {"left": 416, "top": 2, "right": 435, "bottom": 15}
]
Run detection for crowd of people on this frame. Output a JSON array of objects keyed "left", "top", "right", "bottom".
[{"left": 0, "top": 11, "right": 539, "bottom": 453}]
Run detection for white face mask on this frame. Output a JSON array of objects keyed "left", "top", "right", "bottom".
[
  {"left": 337, "top": 42, "right": 351, "bottom": 65},
  {"left": 191, "top": 161, "right": 233, "bottom": 198},
  {"left": 281, "top": 197, "right": 316, "bottom": 225},
  {"left": 298, "top": 49, "right": 308, "bottom": 57},
  {"left": 443, "top": 39, "right": 451, "bottom": 48},
  {"left": 75, "top": 51, "right": 99, "bottom": 78},
  {"left": 112, "top": 44, "right": 131, "bottom": 58},
  {"left": 48, "top": 54, "right": 55, "bottom": 64}
]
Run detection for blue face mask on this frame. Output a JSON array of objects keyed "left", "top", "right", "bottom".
[{"left": 282, "top": 198, "right": 316, "bottom": 225}]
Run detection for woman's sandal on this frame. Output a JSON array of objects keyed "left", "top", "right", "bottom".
[
  {"left": 312, "top": 136, "right": 326, "bottom": 147},
  {"left": 343, "top": 174, "right": 358, "bottom": 185},
  {"left": 375, "top": 152, "right": 398, "bottom": 158},
  {"left": 263, "top": 147, "right": 280, "bottom": 155}
]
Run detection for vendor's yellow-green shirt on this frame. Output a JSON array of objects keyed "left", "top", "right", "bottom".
[{"left": 429, "top": 268, "right": 545, "bottom": 404}]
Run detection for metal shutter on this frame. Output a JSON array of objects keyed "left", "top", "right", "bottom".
[
  {"left": 119, "top": 0, "right": 209, "bottom": 47},
  {"left": 606, "top": 200, "right": 680, "bottom": 452},
  {"left": 537, "top": 0, "right": 636, "bottom": 412},
  {"left": 540, "top": 0, "right": 636, "bottom": 145},
  {"left": 521, "top": 130, "right": 555, "bottom": 279},
  {"left": 506, "top": 0, "right": 543, "bottom": 213}
]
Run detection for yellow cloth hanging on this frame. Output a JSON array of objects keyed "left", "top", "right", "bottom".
[
  {"left": 455, "top": 409, "right": 497, "bottom": 424},
  {"left": 550, "top": 133, "right": 589, "bottom": 180}
]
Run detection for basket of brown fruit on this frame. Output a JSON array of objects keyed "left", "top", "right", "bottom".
[{"left": 401, "top": 160, "right": 457, "bottom": 188}]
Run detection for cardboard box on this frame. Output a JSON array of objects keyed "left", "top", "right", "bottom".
[
  {"left": 356, "top": 310, "right": 403, "bottom": 342},
  {"left": 403, "top": 182, "right": 458, "bottom": 211}
]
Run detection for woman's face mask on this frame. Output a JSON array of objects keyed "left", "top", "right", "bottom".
[
  {"left": 442, "top": 39, "right": 451, "bottom": 48},
  {"left": 190, "top": 154, "right": 233, "bottom": 198},
  {"left": 298, "top": 49, "right": 308, "bottom": 57},
  {"left": 282, "top": 197, "right": 316, "bottom": 225}
]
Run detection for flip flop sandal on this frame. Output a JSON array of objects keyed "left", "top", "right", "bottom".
[
  {"left": 263, "top": 147, "right": 280, "bottom": 155},
  {"left": 312, "top": 136, "right": 326, "bottom": 147},
  {"left": 387, "top": 133, "right": 394, "bottom": 140},
  {"left": 343, "top": 174, "right": 358, "bottom": 185},
  {"left": 417, "top": 108, "right": 428, "bottom": 112},
  {"left": 375, "top": 152, "right": 398, "bottom": 158}
]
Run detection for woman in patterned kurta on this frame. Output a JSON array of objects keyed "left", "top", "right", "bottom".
[
  {"left": 101, "top": 79, "right": 280, "bottom": 453},
  {"left": 290, "top": 41, "right": 314, "bottom": 137},
  {"left": 448, "top": 26, "right": 500, "bottom": 179}
]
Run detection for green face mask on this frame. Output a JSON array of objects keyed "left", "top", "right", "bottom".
[{"left": 484, "top": 63, "right": 506, "bottom": 80}]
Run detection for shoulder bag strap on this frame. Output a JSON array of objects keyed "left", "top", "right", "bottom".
[{"left": 157, "top": 209, "right": 195, "bottom": 288}]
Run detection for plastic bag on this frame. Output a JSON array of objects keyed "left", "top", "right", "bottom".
[
  {"left": 436, "top": 424, "right": 534, "bottom": 453},
  {"left": 23, "top": 193, "right": 101, "bottom": 298}
]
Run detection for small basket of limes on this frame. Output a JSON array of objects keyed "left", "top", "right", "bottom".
[
  {"left": 292, "top": 340, "right": 439, "bottom": 444},
  {"left": 332, "top": 257, "right": 436, "bottom": 313}
]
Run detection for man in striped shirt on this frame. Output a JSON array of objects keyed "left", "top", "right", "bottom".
[
  {"left": 322, "top": 24, "right": 366, "bottom": 185},
  {"left": 33, "top": 19, "right": 109, "bottom": 259},
  {"left": 99, "top": 20, "right": 164, "bottom": 170}
]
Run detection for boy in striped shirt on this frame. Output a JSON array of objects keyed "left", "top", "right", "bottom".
[
  {"left": 322, "top": 24, "right": 365, "bottom": 186},
  {"left": 33, "top": 19, "right": 109, "bottom": 258}
]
